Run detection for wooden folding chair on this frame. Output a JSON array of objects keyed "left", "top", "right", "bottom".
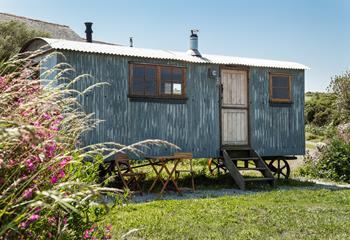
[
  {"left": 115, "top": 153, "right": 146, "bottom": 194},
  {"left": 174, "top": 152, "right": 195, "bottom": 191}
]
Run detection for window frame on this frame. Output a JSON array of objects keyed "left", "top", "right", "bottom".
[
  {"left": 128, "top": 63, "right": 187, "bottom": 100},
  {"left": 269, "top": 73, "right": 292, "bottom": 103}
]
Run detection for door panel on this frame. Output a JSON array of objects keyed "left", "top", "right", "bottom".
[
  {"left": 222, "top": 109, "right": 248, "bottom": 145},
  {"left": 222, "top": 70, "right": 247, "bottom": 108},
  {"left": 221, "top": 70, "right": 248, "bottom": 145}
]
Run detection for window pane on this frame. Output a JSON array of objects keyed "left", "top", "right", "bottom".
[
  {"left": 133, "top": 66, "right": 144, "bottom": 78},
  {"left": 272, "top": 88, "right": 289, "bottom": 99},
  {"left": 145, "top": 67, "right": 156, "bottom": 80},
  {"left": 272, "top": 76, "right": 289, "bottom": 88},
  {"left": 162, "top": 83, "right": 172, "bottom": 94},
  {"left": 173, "top": 83, "right": 182, "bottom": 95},
  {"left": 161, "top": 67, "right": 172, "bottom": 81},
  {"left": 173, "top": 68, "right": 182, "bottom": 83},
  {"left": 145, "top": 67, "right": 156, "bottom": 95},
  {"left": 132, "top": 78, "right": 144, "bottom": 95}
]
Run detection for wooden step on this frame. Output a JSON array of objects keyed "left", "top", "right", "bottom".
[
  {"left": 244, "top": 177, "right": 274, "bottom": 182},
  {"left": 222, "top": 149, "right": 275, "bottom": 190},
  {"left": 237, "top": 167, "right": 266, "bottom": 171},
  {"left": 230, "top": 157, "right": 259, "bottom": 161}
]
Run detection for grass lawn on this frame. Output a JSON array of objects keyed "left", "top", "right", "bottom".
[{"left": 105, "top": 187, "right": 350, "bottom": 239}]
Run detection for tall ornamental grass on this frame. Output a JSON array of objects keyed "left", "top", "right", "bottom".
[{"left": 0, "top": 51, "right": 176, "bottom": 239}]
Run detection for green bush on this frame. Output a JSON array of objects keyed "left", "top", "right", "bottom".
[
  {"left": 301, "top": 137, "right": 350, "bottom": 182},
  {"left": 305, "top": 92, "right": 338, "bottom": 127},
  {"left": 0, "top": 20, "right": 50, "bottom": 61},
  {"left": 329, "top": 70, "right": 350, "bottom": 122}
]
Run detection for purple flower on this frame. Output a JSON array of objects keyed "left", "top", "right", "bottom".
[
  {"left": 44, "top": 142, "right": 57, "bottom": 158},
  {"left": 23, "top": 188, "right": 34, "bottom": 199},
  {"left": 50, "top": 176, "right": 58, "bottom": 184}
]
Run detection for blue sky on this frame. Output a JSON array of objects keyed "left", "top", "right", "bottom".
[{"left": 1, "top": 0, "right": 349, "bottom": 91}]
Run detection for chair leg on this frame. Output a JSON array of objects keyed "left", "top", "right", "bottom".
[
  {"left": 135, "top": 176, "right": 143, "bottom": 195},
  {"left": 175, "top": 171, "right": 179, "bottom": 182},
  {"left": 191, "top": 172, "right": 195, "bottom": 192}
]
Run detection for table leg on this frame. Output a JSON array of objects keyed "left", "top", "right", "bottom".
[
  {"left": 160, "top": 159, "right": 182, "bottom": 195},
  {"left": 148, "top": 159, "right": 165, "bottom": 193}
]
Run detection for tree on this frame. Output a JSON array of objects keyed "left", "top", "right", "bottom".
[
  {"left": 0, "top": 20, "right": 50, "bottom": 61},
  {"left": 329, "top": 71, "right": 350, "bottom": 122}
]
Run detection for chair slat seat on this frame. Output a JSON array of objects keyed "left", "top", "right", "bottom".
[{"left": 115, "top": 153, "right": 145, "bottom": 194}]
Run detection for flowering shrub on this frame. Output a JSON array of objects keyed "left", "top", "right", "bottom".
[{"left": 0, "top": 52, "right": 176, "bottom": 239}]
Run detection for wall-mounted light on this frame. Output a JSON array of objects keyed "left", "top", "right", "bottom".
[{"left": 208, "top": 68, "right": 217, "bottom": 78}]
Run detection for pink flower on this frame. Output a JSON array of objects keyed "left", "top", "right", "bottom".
[
  {"left": 0, "top": 76, "right": 5, "bottom": 88},
  {"left": 63, "top": 217, "right": 68, "bottom": 225},
  {"left": 60, "top": 156, "right": 72, "bottom": 168},
  {"left": 43, "top": 113, "right": 51, "bottom": 120},
  {"left": 21, "top": 111, "right": 30, "bottom": 117},
  {"left": 105, "top": 224, "right": 112, "bottom": 232},
  {"left": 84, "top": 229, "right": 91, "bottom": 239},
  {"left": 23, "top": 187, "right": 34, "bottom": 199},
  {"left": 50, "top": 176, "right": 58, "bottom": 184},
  {"left": 50, "top": 126, "right": 59, "bottom": 131},
  {"left": 58, "top": 169, "right": 65, "bottom": 178},
  {"left": 19, "top": 221, "right": 29, "bottom": 229},
  {"left": 8, "top": 159, "right": 16, "bottom": 167},
  {"left": 25, "top": 159, "right": 35, "bottom": 171},
  {"left": 29, "top": 214, "right": 40, "bottom": 222},
  {"left": 33, "top": 121, "right": 41, "bottom": 127},
  {"left": 48, "top": 217, "right": 56, "bottom": 226},
  {"left": 44, "top": 142, "right": 57, "bottom": 158}
]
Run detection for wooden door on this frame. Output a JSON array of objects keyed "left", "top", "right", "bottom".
[{"left": 221, "top": 69, "right": 248, "bottom": 145}]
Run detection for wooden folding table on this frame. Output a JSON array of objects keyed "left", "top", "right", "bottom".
[{"left": 146, "top": 155, "right": 186, "bottom": 195}]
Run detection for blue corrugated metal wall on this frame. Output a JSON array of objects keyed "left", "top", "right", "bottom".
[
  {"left": 51, "top": 51, "right": 305, "bottom": 158},
  {"left": 249, "top": 67, "right": 305, "bottom": 156},
  {"left": 60, "top": 51, "right": 221, "bottom": 158}
]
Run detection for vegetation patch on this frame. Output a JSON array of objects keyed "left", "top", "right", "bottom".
[{"left": 105, "top": 188, "right": 350, "bottom": 240}]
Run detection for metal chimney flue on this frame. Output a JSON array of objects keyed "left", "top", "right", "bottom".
[
  {"left": 84, "top": 22, "right": 93, "bottom": 43},
  {"left": 187, "top": 29, "right": 201, "bottom": 57}
]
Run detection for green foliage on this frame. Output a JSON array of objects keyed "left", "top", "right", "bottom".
[
  {"left": 305, "top": 92, "right": 339, "bottom": 126},
  {"left": 329, "top": 70, "right": 350, "bottom": 122},
  {"left": 0, "top": 20, "right": 50, "bottom": 61},
  {"left": 301, "top": 137, "right": 350, "bottom": 182}
]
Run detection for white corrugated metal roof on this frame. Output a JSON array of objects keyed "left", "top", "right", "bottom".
[{"left": 37, "top": 38, "right": 309, "bottom": 70}]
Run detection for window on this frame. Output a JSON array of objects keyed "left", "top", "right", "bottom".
[
  {"left": 129, "top": 63, "right": 186, "bottom": 99},
  {"left": 160, "top": 67, "right": 184, "bottom": 96},
  {"left": 130, "top": 65, "right": 157, "bottom": 96},
  {"left": 269, "top": 73, "right": 292, "bottom": 103}
]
